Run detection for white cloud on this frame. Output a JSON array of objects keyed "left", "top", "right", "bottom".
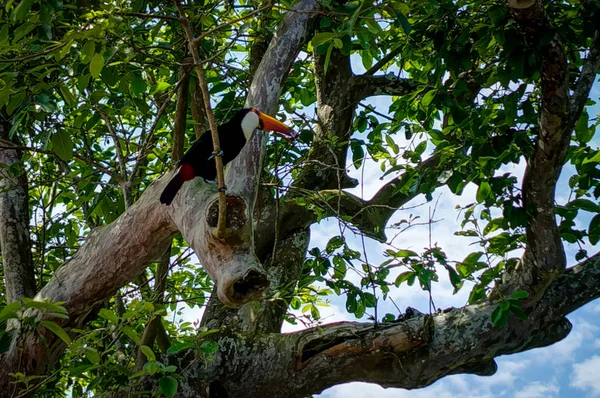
[
  {"left": 531, "top": 319, "right": 598, "bottom": 364},
  {"left": 514, "top": 381, "right": 559, "bottom": 398},
  {"left": 587, "top": 302, "right": 600, "bottom": 314},
  {"left": 320, "top": 380, "right": 493, "bottom": 398},
  {"left": 478, "top": 360, "right": 528, "bottom": 388},
  {"left": 571, "top": 356, "right": 600, "bottom": 396}
]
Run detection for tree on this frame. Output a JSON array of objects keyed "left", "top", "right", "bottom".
[{"left": 0, "top": 0, "right": 599, "bottom": 396}]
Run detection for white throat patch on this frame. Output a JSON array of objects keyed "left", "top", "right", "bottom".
[{"left": 241, "top": 111, "right": 260, "bottom": 141}]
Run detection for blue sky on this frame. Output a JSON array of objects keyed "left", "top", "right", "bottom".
[{"left": 306, "top": 79, "right": 600, "bottom": 396}]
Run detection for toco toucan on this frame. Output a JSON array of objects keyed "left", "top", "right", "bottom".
[{"left": 160, "top": 108, "right": 294, "bottom": 205}]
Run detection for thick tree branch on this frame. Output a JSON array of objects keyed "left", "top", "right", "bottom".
[
  {"left": 0, "top": 120, "right": 36, "bottom": 303},
  {"left": 352, "top": 74, "right": 421, "bottom": 100},
  {"left": 200, "top": 0, "right": 320, "bottom": 331},
  {"left": 183, "top": 254, "right": 600, "bottom": 398},
  {"left": 505, "top": 0, "right": 571, "bottom": 296},
  {"left": 278, "top": 154, "right": 443, "bottom": 243}
]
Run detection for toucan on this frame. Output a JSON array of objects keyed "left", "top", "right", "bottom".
[{"left": 160, "top": 108, "right": 294, "bottom": 205}]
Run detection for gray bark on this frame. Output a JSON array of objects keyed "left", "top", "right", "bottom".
[{"left": 0, "top": 119, "right": 36, "bottom": 303}]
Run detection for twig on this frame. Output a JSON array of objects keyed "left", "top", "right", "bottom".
[
  {"left": 0, "top": 139, "right": 124, "bottom": 184},
  {"left": 192, "top": 3, "right": 273, "bottom": 46},
  {"left": 174, "top": 0, "right": 227, "bottom": 238},
  {"left": 120, "top": 11, "right": 184, "bottom": 23},
  {"left": 364, "top": 45, "right": 403, "bottom": 76},
  {"left": 0, "top": 42, "right": 68, "bottom": 63}
]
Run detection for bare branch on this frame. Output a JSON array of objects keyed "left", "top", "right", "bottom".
[
  {"left": 172, "top": 65, "right": 191, "bottom": 162},
  {"left": 352, "top": 74, "right": 420, "bottom": 101},
  {"left": 0, "top": 42, "right": 68, "bottom": 63},
  {"left": 175, "top": 0, "right": 228, "bottom": 238},
  {"left": 119, "top": 11, "right": 184, "bottom": 23},
  {"left": 364, "top": 45, "right": 403, "bottom": 76}
]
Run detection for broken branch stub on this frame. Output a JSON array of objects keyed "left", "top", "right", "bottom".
[{"left": 170, "top": 181, "right": 267, "bottom": 308}]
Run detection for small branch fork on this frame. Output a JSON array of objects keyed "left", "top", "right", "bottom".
[{"left": 174, "top": 0, "right": 227, "bottom": 238}]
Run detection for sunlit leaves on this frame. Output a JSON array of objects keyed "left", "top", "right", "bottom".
[{"left": 89, "top": 53, "right": 105, "bottom": 78}]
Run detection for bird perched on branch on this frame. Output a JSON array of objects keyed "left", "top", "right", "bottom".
[{"left": 160, "top": 108, "right": 294, "bottom": 205}]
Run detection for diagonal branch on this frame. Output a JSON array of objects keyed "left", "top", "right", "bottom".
[
  {"left": 352, "top": 74, "right": 420, "bottom": 100},
  {"left": 280, "top": 154, "right": 443, "bottom": 242},
  {"left": 570, "top": 29, "right": 600, "bottom": 127},
  {"left": 364, "top": 45, "right": 403, "bottom": 76},
  {"left": 174, "top": 0, "right": 228, "bottom": 238}
]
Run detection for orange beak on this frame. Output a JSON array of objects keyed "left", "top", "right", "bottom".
[{"left": 254, "top": 109, "right": 297, "bottom": 143}]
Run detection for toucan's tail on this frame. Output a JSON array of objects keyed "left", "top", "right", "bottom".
[
  {"left": 160, "top": 175, "right": 183, "bottom": 205},
  {"left": 160, "top": 164, "right": 195, "bottom": 205}
]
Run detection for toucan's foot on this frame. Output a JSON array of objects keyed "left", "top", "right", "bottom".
[
  {"left": 218, "top": 185, "right": 227, "bottom": 192},
  {"left": 203, "top": 179, "right": 218, "bottom": 184}
]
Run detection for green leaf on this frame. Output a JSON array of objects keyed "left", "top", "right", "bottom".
[
  {"left": 509, "top": 305, "right": 528, "bottom": 321},
  {"left": 23, "top": 299, "right": 67, "bottom": 314},
  {"left": 90, "top": 54, "right": 105, "bottom": 78},
  {"left": 59, "top": 85, "right": 77, "bottom": 107},
  {"left": 588, "top": 214, "right": 600, "bottom": 245},
  {"left": 81, "top": 41, "right": 95, "bottom": 60},
  {"left": 159, "top": 376, "right": 178, "bottom": 397},
  {"left": 362, "top": 292, "right": 376, "bottom": 308},
  {"left": 140, "top": 345, "right": 156, "bottom": 361},
  {"left": 509, "top": 290, "right": 529, "bottom": 300},
  {"left": 12, "top": 0, "right": 36, "bottom": 22},
  {"left": 51, "top": 130, "right": 73, "bottom": 161},
  {"left": 421, "top": 89, "right": 436, "bottom": 108},
  {"left": 395, "top": 11, "right": 411, "bottom": 34},
  {"left": 476, "top": 181, "right": 491, "bottom": 203},
  {"left": 198, "top": 340, "right": 219, "bottom": 355},
  {"left": 40, "top": 320, "right": 72, "bottom": 345},
  {"left": 567, "top": 199, "right": 599, "bottom": 213},
  {"left": 130, "top": 74, "right": 147, "bottom": 95},
  {"left": 85, "top": 348, "right": 101, "bottom": 364},
  {"left": 0, "top": 301, "right": 22, "bottom": 323},
  {"left": 312, "top": 32, "right": 337, "bottom": 46},
  {"left": 491, "top": 305, "right": 505, "bottom": 327},
  {"left": 0, "top": 85, "right": 10, "bottom": 108},
  {"left": 582, "top": 151, "right": 600, "bottom": 165},
  {"left": 122, "top": 326, "right": 142, "bottom": 345},
  {"left": 98, "top": 308, "right": 118, "bottom": 324},
  {"left": 323, "top": 43, "right": 334, "bottom": 75},
  {"left": 6, "top": 91, "right": 25, "bottom": 116}
]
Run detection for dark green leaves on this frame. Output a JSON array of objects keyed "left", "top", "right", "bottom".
[
  {"left": 12, "top": 0, "right": 36, "bottom": 22},
  {"left": 491, "top": 291, "right": 529, "bottom": 328},
  {"left": 159, "top": 376, "right": 178, "bottom": 397},
  {"left": 51, "top": 130, "right": 74, "bottom": 161}
]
